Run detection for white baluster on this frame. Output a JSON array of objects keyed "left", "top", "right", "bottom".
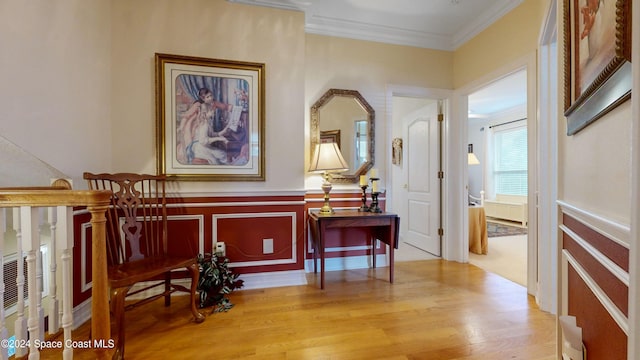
[
  {"left": 0, "top": 209, "right": 9, "bottom": 360},
  {"left": 37, "top": 208, "right": 45, "bottom": 342},
  {"left": 13, "top": 208, "right": 27, "bottom": 358},
  {"left": 56, "top": 206, "right": 74, "bottom": 360},
  {"left": 21, "top": 206, "right": 41, "bottom": 360},
  {"left": 48, "top": 207, "right": 59, "bottom": 333}
]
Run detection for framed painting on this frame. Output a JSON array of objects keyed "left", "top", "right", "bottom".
[
  {"left": 320, "top": 129, "right": 341, "bottom": 148},
  {"left": 563, "top": 0, "right": 632, "bottom": 135},
  {"left": 155, "top": 53, "right": 265, "bottom": 181}
]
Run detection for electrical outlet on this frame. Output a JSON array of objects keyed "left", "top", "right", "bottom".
[
  {"left": 215, "top": 242, "right": 226, "bottom": 256},
  {"left": 263, "top": 238, "right": 274, "bottom": 254}
]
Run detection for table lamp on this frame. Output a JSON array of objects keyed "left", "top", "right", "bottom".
[
  {"left": 468, "top": 144, "right": 480, "bottom": 165},
  {"left": 309, "top": 142, "right": 349, "bottom": 214}
]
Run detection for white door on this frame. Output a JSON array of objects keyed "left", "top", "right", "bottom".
[{"left": 400, "top": 102, "right": 441, "bottom": 256}]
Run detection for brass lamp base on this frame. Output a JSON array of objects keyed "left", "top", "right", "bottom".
[{"left": 319, "top": 180, "right": 334, "bottom": 214}]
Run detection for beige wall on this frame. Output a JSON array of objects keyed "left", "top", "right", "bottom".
[
  {"left": 556, "top": 1, "right": 632, "bottom": 225},
  {"left": 305, "top": 34, "right": 453, "bottom": 189},
  {"left": 0, "top": 0, "right": 112, "bottom": 186},
  {"left": 559, "top": 102, "right": 632, "bottom": 224},
  {"left": 1, "top": 0, "right": 307, "bottom": 191},
  {"left": 1, "top": 0, "right": 453, "bottom": 192},
  {"left": 452, "top": 0, "right": 631, "bottom": 235},
  {"left": 453, "top": 0, "right": 548, "bottom": 88},
  {"left": 7, "top": 0, "right": 626, "bottom": 224},
  {"left": 110, "top": 0, "right": 306, "bottom": 192}
]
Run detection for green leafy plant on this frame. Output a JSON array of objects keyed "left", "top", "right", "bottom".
[{"left": 197, "top": 253, "right": 244, "bottom": 313}]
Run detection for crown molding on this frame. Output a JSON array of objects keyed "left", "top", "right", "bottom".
[
  {"left": 228, "top": 0, "right": 304, "bottom": 12},
  {"left": 305, "top": 14, "right": 453, "bottom": 51},
  {"left": 453, "top": 0, "right": 523, "bottom": 49},
  {"left": 228, "top": 0, "right": 524, "bottom": 51}
]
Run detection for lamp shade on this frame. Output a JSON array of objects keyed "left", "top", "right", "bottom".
[
  {"left": 309, "top": 142, "right": 349, "bottom": 172},
  {"left": 468, "top": 153, "right": 480, "bottom": 165},
  {"left": 467, "top": 143, "right": 480, "bottom": 165}
]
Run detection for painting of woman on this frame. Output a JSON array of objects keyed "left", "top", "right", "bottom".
[
  {"left": 576, "top": 0, "right": 615, "bottom": 96},
  {"left": 175, "top": 75, "right": 249, "bottom": 165}
]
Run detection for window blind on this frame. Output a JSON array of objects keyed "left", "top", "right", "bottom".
[{"left": 493, "top": 126, "right": 527, "bottom": 195}]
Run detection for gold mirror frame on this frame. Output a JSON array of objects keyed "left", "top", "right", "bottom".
[{"left": 310, "top": 89, "right": 375, "bottom": 184}]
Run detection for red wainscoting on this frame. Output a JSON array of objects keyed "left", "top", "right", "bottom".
[
  {"left": 561, "top": 212, "right": 629, "bottom": 360},
  {"left": 304, "top": 190, "right": 387, "bottom": 261},
  {"left": 72, "top": 193, "right": 307, "bottom": 305},
  {"left": 72, "top": 191, "right": 388, "bottom": 306}
]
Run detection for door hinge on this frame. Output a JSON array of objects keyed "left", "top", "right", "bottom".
[
  {"left": 437, "top": 113, "right": 444, "bottom": 122},
  {"left": 438, "top": 171, "right": 444, "bottom": 179},
  {"left": 438, "top": 228, "right": 444, "bottom": 236}
]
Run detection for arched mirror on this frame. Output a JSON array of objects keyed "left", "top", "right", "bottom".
[{"left": 310, "top": 89, "right": 375, "bottom": 183}]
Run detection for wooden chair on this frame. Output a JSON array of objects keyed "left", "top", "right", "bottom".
[{"left": 84, "top": 172, "right": 205, "bottom": 359}]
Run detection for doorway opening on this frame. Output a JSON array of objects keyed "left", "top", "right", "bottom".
[
  {"left": 390, "top": 95, "right": 441, "bottom": 262},
  {"left": 466, "top": 69, "right": 529, "bottom": 287},
  {"left": 387, "top": 87, "right": 453, "bottom": 262}
]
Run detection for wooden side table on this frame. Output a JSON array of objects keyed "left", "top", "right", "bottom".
[{"left": 308, "top": 210, "right": 400, "bottom": 289}]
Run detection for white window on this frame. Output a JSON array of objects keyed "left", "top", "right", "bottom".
[
  {"left": 353, "top": 120, "right": 368, "bottom": 167},
  {"left": 491, "top": 125, "right": 527, "bottom": 196}
]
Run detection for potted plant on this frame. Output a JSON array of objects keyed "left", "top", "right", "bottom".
[{"left": 197, "top": 252, "right": 244, "bottom": 313}]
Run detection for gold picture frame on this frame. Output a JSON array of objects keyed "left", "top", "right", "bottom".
[
  {"left": 320, "top": 129, "right": 341, "bottom": 148},
  {"left": 563, "top": 0, "right": 632, "bottom": 135},
  {"left": 155, "top": 53, "right": 265, "bottom": 181}
]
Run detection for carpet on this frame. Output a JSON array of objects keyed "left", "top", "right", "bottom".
[
  {"left": 487, "top": 222, "right": 527, "bottom": 238},
  {"left": 469, "top": 234, "right": 527, "bottom": 286}
]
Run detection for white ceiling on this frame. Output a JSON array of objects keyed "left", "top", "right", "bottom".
[
  {"left": 229, "top": 0, "right": 523, "bottom": 50},
  {"left": 228, "top": 0, "right": 527, "bottom": 116},
  {"left": 469, "top": 70, "right": 527, "bottom": 117}
]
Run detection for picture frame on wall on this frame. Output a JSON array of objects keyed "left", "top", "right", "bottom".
[
  {"left": 563, "top": 0, "right": 632, "bottom": 135},
  {"left": 320, "top": 129, "right": 341, "bottom": 148},
  {"left": 155, "top": 53, "right": 265, "bottom": 181}
]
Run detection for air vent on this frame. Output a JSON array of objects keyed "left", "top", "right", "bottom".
[
  {"left": 3, "top": 255, "right": 28, "bottom": 309},
  {"left": 3, "top": 245, "right": 50, "bottom": 313}
]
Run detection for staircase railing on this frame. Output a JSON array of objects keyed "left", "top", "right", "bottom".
[{"left": 0, "top": 186, "right": 111, "bottom": 359}]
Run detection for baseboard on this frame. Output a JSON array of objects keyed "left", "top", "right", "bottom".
[
  {"left": 72, "top": 298, "right": 92, "bottom": 330},
  {"left": 304, "top": 254, "right": 389, "bottom": 272},
  {"left": 486, "top": 217, "right": 528, "bottom": 228},
  {"left": 237, "top": 270, "right": 308, "bottom": 290}
]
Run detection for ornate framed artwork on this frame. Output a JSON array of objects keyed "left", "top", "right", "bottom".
[
  {"left": 155, "top": 53, "right": 265, "bottom": 181},
  {"left": 392, "top": 137, "right": 403, "bottom": 165},
  {"left": 563, "top": 0, "right": 632, "bottom": 135}
]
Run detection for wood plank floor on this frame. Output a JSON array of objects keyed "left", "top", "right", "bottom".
[{"left": 43, "top": 260, "right": 557, "bottom": 359}]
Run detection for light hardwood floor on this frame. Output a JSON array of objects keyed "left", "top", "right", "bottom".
[{"left": 43, "top": 260, "right": 557, "bottom": 359}]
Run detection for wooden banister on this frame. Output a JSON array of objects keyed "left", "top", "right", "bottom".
[{"left": 0, "top": 188, "right": 112, "bottom": 359}]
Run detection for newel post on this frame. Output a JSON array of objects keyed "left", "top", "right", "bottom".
[{"left": 88, "top": 203, "right": 110, "bottom": 359}]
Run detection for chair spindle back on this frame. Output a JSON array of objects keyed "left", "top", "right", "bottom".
[{"left": 85, "top": 173, "right": 168, "bottom": 266}]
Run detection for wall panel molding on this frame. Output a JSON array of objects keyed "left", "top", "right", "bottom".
[
  {"left": 74, "top": 193, "right": 308, "bottom": 304},
  {"left": 80, "top": 222, "right": 91, "bottom": 293},
  {"left": 558, "top": 200, "right": 630, "bottom": 247},
  {"left": 169, "top": 200, "right": 306, "bottom": 208},
  {"left": 168, "top": 214, "right": 205, "bottom": 254},
  {"left": 560, "top": 200, "right": 630, "bottom": 359},
  {"left": 562, "top": 250, "right": 629, "bottom": 334},
  {"left": 560, "top": 224, "right": 629, "bottom": 286},
  {"left": 213, "top": 212, "right": 298, "bottom": 268},
  {"left": 168, "top": 191, "right": 307, "bottom": 198}
]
